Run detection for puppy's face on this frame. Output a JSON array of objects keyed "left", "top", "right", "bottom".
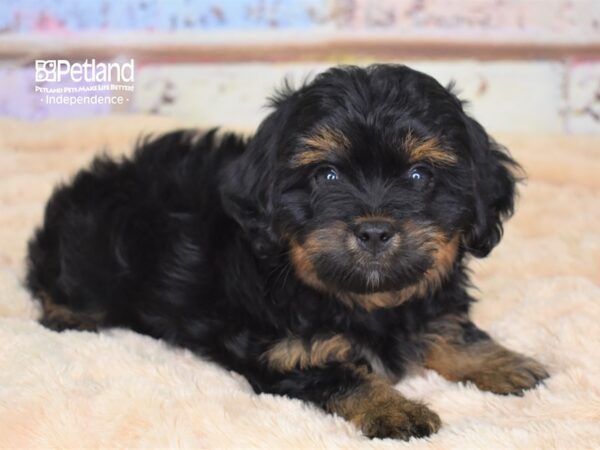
[
  {"left": 282, "top": 128, "right": 463, "bottom": 295},
  {"left": 223, "top": 65, "right": 517, "bottom": 303}
]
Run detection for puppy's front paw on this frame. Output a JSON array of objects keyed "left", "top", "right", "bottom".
[
  {"left": 357, "top": 397, "right": 441, "bottom": 440},
  {"left": 466, "top": 352, "right": 549, "bottom": 396},
  {"left": 327, "top": 371, "right": 441, "bottom": 440},
  {"left": 425, "top": 329, "right": 549, "bottom": 396}
]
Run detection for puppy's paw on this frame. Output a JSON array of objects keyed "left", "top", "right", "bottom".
[
  {"left": 467, "top": 353, "right": 549, "bottom": 396},
  {"left": 355, "top": 397, "right": 441, "bottom": 440},
  {"left": 424, "top": 328, "right": 549, "bottom": 396},
  {"left": 327, "top": 371, "right": 441, "bottom": 440}
]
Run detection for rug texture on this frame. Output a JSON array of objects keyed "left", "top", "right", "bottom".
[{"left": 0, "top": 116, "right": 599, "bottom": 449}]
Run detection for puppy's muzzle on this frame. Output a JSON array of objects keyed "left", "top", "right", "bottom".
[{"left": 353, "top": 220, "right": 396, "bottom": 255}]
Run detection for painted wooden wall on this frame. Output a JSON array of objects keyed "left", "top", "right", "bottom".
[
  {"left": 1, "top": 0, "right": 598, "bottom": 40},
  {"left": 0, "top": 0, "right": 599, "bottom": 133}
]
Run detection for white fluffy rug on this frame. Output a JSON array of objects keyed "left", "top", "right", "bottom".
[{"left": 1, "top": 117, "right": 599, "bottom": 448}]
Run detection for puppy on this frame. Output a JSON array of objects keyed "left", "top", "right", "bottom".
[{"left": 26, "top": 64, "right": 548, "bottom": 440}]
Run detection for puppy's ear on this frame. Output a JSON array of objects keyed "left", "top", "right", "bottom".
[
  {"left": 463, "top": 116, "right": 520, "bottom": 258},
  {"left": 219, "top": 89, "right": 297, "bottom": 258}
]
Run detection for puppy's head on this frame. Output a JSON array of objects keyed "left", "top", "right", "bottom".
[{"left": 221, "top": 65, "right": 518, "bottom": 305}]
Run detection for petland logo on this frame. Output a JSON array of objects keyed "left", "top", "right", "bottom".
[
  {"left": 34, "top": 58, "right": 135, "bottom": 107},
  {"left": 35, "top": 59, "right": 135, "bottom": 83}
]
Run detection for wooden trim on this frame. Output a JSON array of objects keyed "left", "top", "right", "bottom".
[{"left": 1, "top": 33, "right": 599, "bottom": 63}]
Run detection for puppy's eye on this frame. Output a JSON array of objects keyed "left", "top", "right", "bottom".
[
  {"left": 315, "top": 166, "right": 339, "bottom": 183},
  {"left": 407, "top": 164, "right": 433, "bottom": 189}
]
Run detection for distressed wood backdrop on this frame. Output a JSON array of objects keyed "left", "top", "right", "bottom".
[{"left": 0, "top": 0, "right": 599, "bottom": 133}]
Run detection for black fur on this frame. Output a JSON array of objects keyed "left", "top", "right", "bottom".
[{"left": 26, "top": 65, "right": 537, "bottom": 440}]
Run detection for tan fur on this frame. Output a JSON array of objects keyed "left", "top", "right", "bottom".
[
  {"left": 262, "top": 335, "right": 353, "bottom": 372},
  {"left": 420, "top": 232, "right": 461, "bottom": 294},
  {"left": 339, "top": 291, "right": 412, "bottom": 311},
  {"left": 326, "top": 367, "right": 441, "bottom": 439},
  {"left": 404, "top": 133, "right": 457, "bottom": 166},
  {"left": 424, "top": 315, "right": 549, "bottom": 395},
  {"left": 40, "top": 293, "right": 104, "bottom": 331},
  {"left": 290, "top": 228, "right": 407, "bottom": 310},
  {"left": 349, "top": 231, "right": 460, "bottom": 311},
  {"left": 290, "top": 221, "right": 460, "bottom": 311},
  {"left": 289, "top": 240, "right": 331, "bottom": 293},
  {"left": 289, "top": 221, "right": 349, "bottom": 293},
  {"left": 353, "top": 215, "right": 396, "bottom": 225},
  {"left": 293, "top": 127, "right": 350, "bottom": 167}
]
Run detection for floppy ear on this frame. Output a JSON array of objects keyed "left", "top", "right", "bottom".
[
  {"left": 219, "top": 90, "right": 298, "bottom": 258},
  {"left": 463, "top": 116, "right": 520, "bottom": 258}
]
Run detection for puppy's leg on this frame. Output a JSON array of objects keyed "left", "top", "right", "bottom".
[
  {"left": 423, "top": 314, "right": 548, "bottom": 395},
  {"left": 325, "top": 366, "right": 441, "bottom": 440},
  {"left": 255, "top": 336, "right": 441, "bottom": 440},
  {"left": 39, "top": 293, "right": 104, "bottom": 332}
]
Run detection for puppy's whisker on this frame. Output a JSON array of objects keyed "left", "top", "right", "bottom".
[{"left": 269, "top": 258, "right": 292, "bottom": 288}]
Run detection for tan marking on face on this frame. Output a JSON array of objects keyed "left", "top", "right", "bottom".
[
  {"left": 353, "top": 215, "right": 396, "bottom": 225},
  {"left": 341, "top": 228, "right": 460, "bottom": 311},
  {"left": 262, "top": 335, "right": 354, "bottom": 372},
  {"left": 289, "top": 222, "right": 349, "bottom": 293},
  {"left": 419, "top": 232, "right": 461, "bottom": 295},
  {"left": 339, "top": 290, "right": 414, "bottom": 311},
  {"left": 289, "top": 244, "right": 330, "bottom": 294},
  {"left": 289, "top": 241, "right": 325, "bottom": 291},
  {"left": 289, "top": 221, "right": 460, "bottom": 312},
  {"left": 293, "top": 126, "right": 350, "bottom": 167},
  {"left": 424, "top": 314, "right": 549, "bottom": 395},
  {"left": 404, "top": 132, "right": 457, "bottom": 166}
]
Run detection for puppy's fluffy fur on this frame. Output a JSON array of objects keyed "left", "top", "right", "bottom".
[{"left": 26, "top": 65, "right": 548, "bottom": 440}]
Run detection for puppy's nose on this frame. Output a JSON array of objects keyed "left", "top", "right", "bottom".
[{"left": 354, "top": 221, "right": 395, "bottom": 254}]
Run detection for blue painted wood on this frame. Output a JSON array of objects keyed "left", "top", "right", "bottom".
[{"left": 0, "top": 0, "right": 326, "bottom": 32}]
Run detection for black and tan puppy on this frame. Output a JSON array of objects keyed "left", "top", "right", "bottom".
[{"left": 26, "top": 65, "right": 548, "bottom": 440}]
